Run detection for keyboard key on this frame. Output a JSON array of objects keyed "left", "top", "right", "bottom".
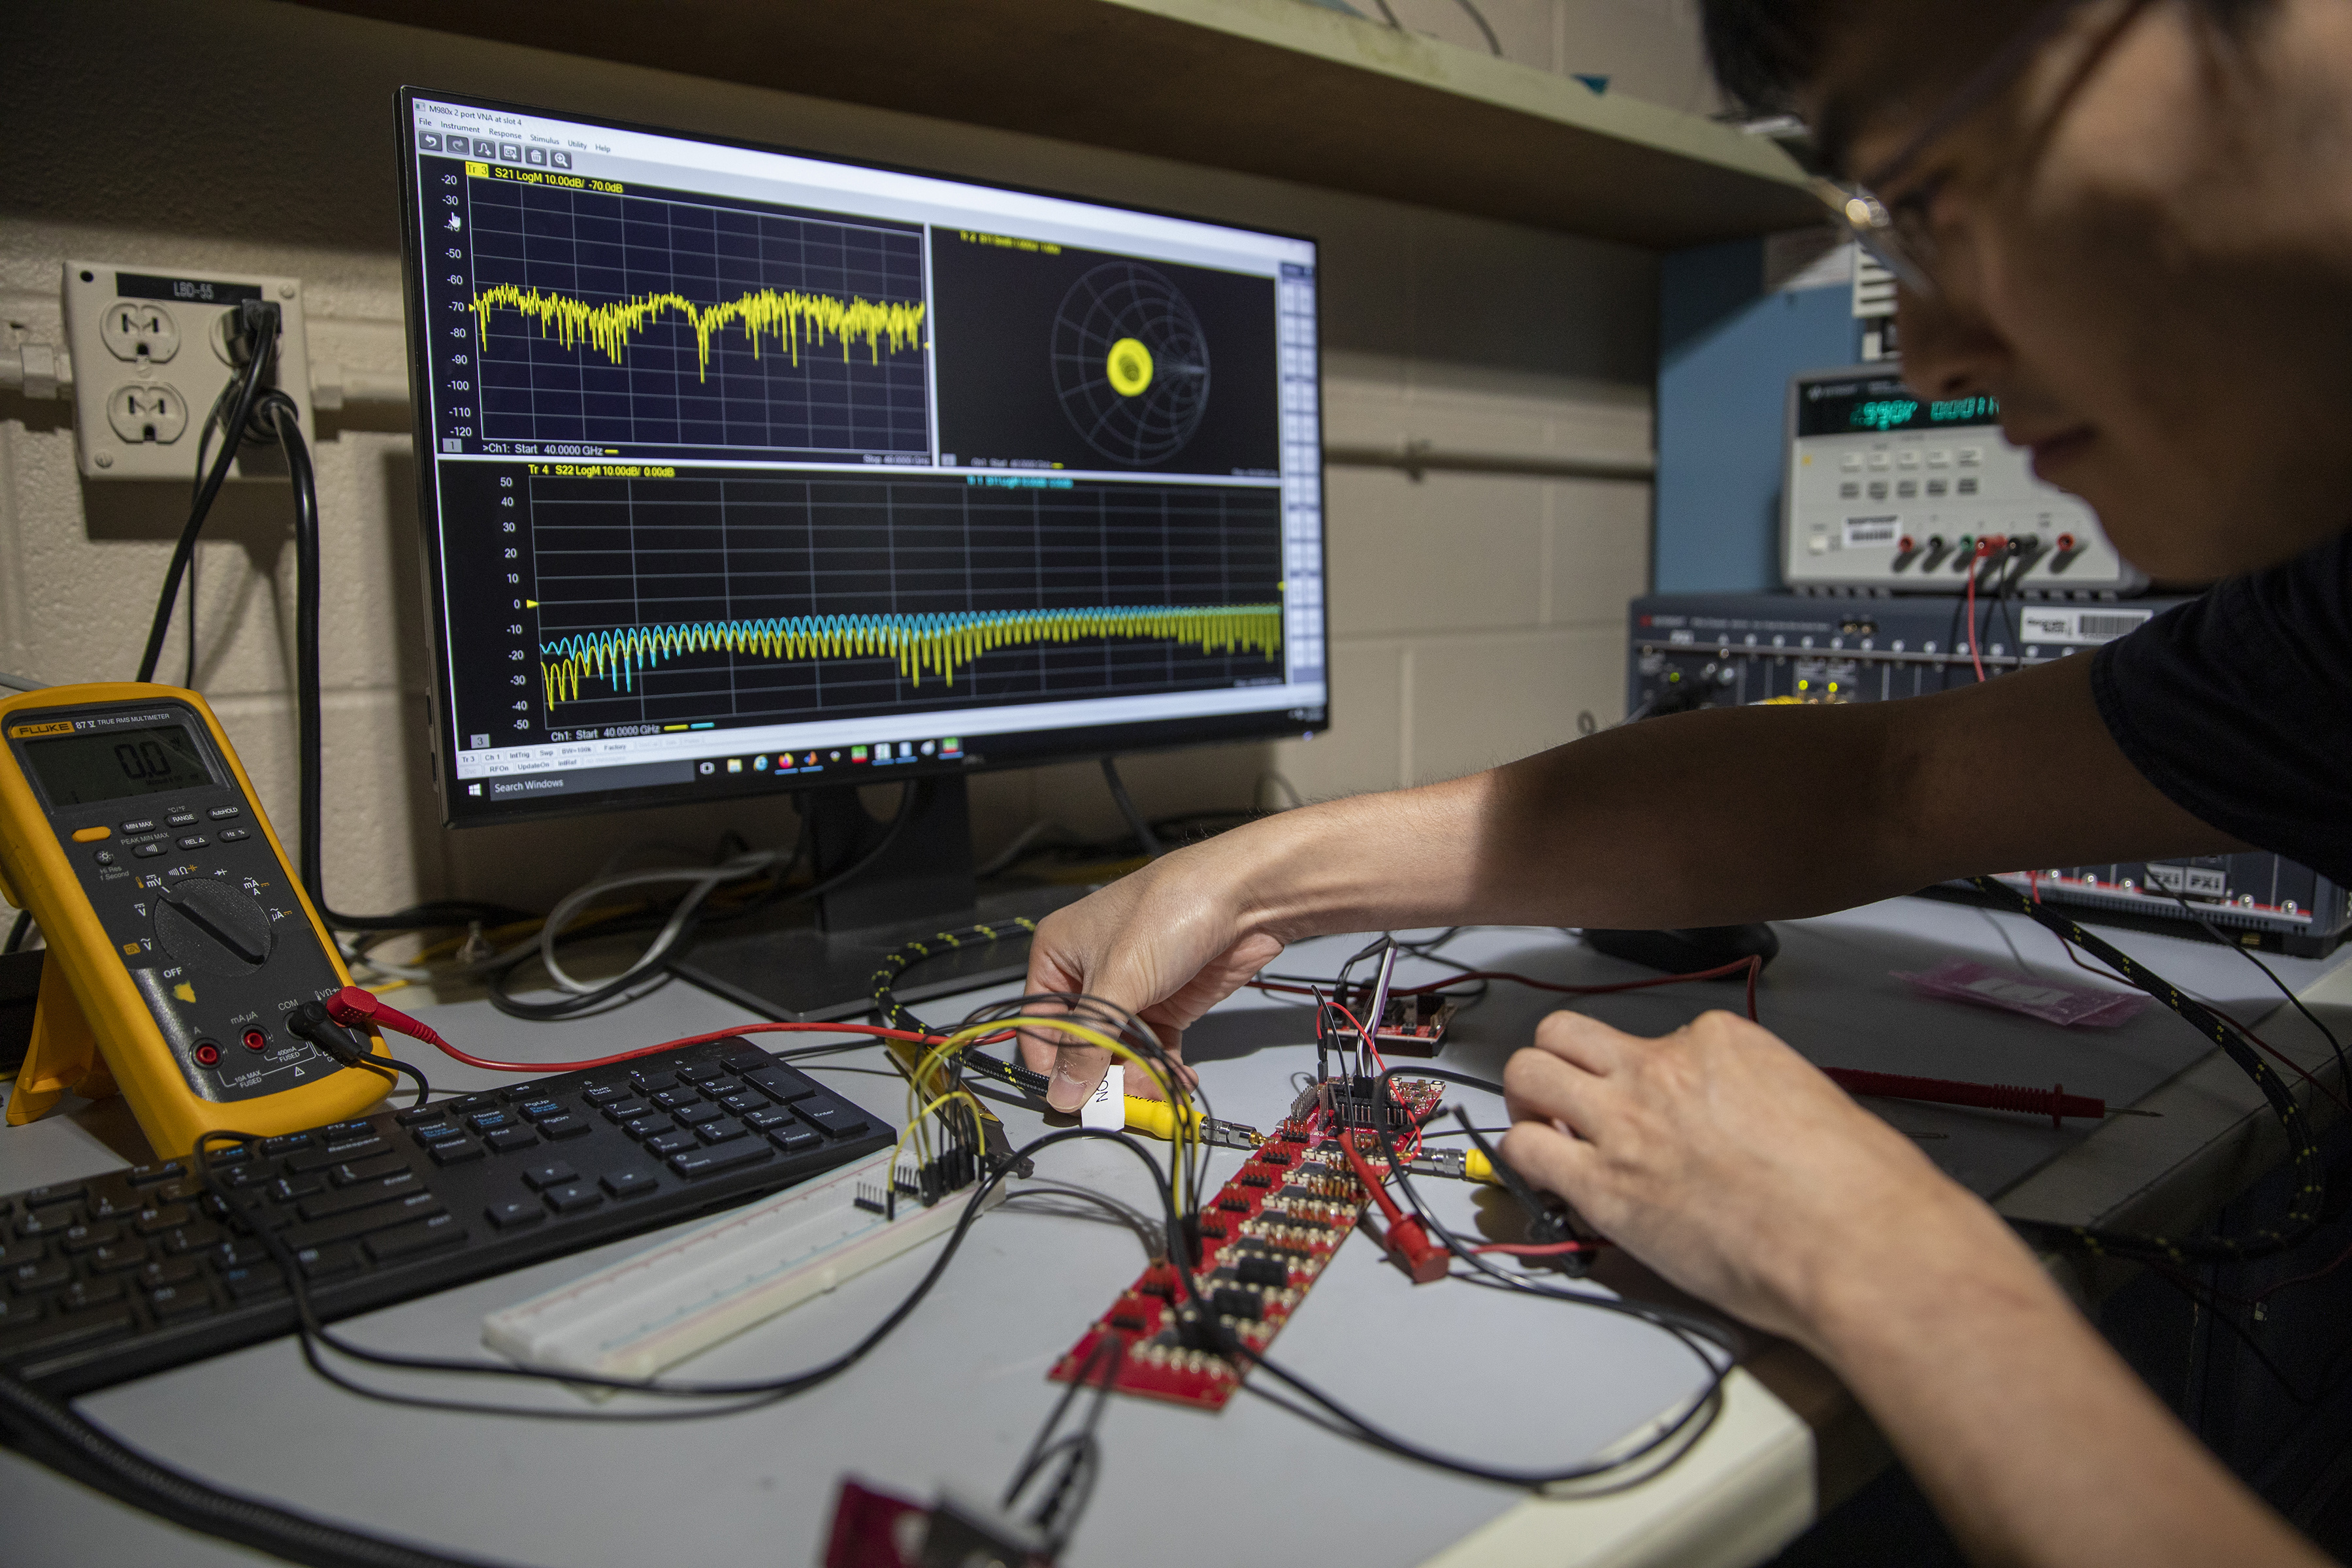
[
  {"left": 718, "top": 1045, "right": 776, "bottom": 1073},
  {"left": 600, "top": 1100, "right": 653, "bottom": 1124},
  {"left": 716, "top": 1091, "right": 762, "bottom": 1115},
  {"left": 269, "top": 1175, "right": 327, "bottom": 1204},
  {"left": 644, "top": 1131, "right": 698, "bottom": 1157},
  {"left": 465, "top": 1111, "right": 516, "bottom": 1135},
  {"left": 621, "top": 1116, "right": 674, "bottom": 1141},
  {"left": 444, "top": 1094, "right": 502, "bottom": 1115},
  {"left": 745, "top": 1067, "right": 820, "bottom": 1103},
  {"left": 364, "top": 1214, "right": 466, "bottom": 1262},
  {"left": 0, "top": 1241, "right": 44, "bottom": 1269},
  {"left": 125, "top": 1161, "right": 186, "bottom": 1186},
  {"left": 221, "top": 1266, "right": 288, "bottom": 1302},
  {"left": 298, "top": 1171, "right": 423, "bottom": 1222},
  {"left": 651, "top": 1089, "right": 703, "bottom": 1112},
  {"left": 799, "top": 1104, "right": 870, "bottom": 1139},
  {"left": 161, "top": 1222, "right": 225, "bottom": 1254},
  {"left": 297, "top": 1243, "right": 364, "bottom": 1279},
  {"left": 672, "top": 1102, "right": 723, "bottom": 1126},
  {"left": 287, "top": 1135, "right": 389, "bottom": 1173},
  {"left": 627, "top": 1069, "right": 678, "bottom": 1094},
  {"left": 515, "top": 1098, "right": 567, "bottom": 1123},
  {"left": 19, "top": 1205, "right": 80, "bottom": 1238},
  {"left": 520, "top": 1162, "right": 578, "bottom": 1192},
  {"left": 61, "top": 1277, "right": 127, "bottom": 1311},
  {"left": 211, "top": 1237, "right": 271, "bottom": 1268},
  {"left": 23, "top": 1182, "right": 86, "bottom": 1207},
  {"left": 536, "top": 1115, "right": 590, "bottom": 1141},
  {"left": 134, "top": 1205, "right": 193, "bottom": 1235},
  {"left": 599, "top": 1169, "right": 657, "bottom": 1200},
  {"left": 429, "top": 1139, "right": 485, "bottom": 1167},
  {"left": 282, "top": 1190, "right": 444, "bottom": 1252},
  {"left": 541, "top": 1183, "right": 603, "bottom": 1215},
  {"left": 152, "top": 1178, "right": 204, "bottom": 1204},
  {"left": 745, "top": 1107, "right": 798, "bottom": 1132},
  {"left": 485, "top": 1128, "right": 539, "bottom": 1154},
  {"left": 677, "top": 1060, "right": 725, "bottom": 1083},
  {"left": 88, "top": 1243, "right": 155, "bottom": 1274},
  {"left": 668, "top": 1141, "right": 773, "bottom": 1179},
  {"left": 410, "top": 1122, "right": 463, "bottom": 1145},
  {"left": 146, "top": 1282, "right": 216, "bottom": 1322},
  {"left": 84, "top": 1177, "right": 144, "bottom": 1219},
  {"left": 331, "top": 1152, "right": 413, "bottom": 1186},
  {"left": 0, "top": 1296, "right": 40, "bottom": 1330},
  {"left": 498, "top": 1081, "right": 551, "bottom": 1103},
  {"left": 580, "top": 1085, "right": 627, "bottom": 1106},
  {"left": 59, "top": 1222, "right": 123, "bottom": 1253},
  {"left": 258, "top": 1134, "right": 314, "bottom": 1157},
  {"left": 10, "top": 1257, "right": 70, "bottom": 1293},
  {"left": 0, "top": 1303, "right": 134, "bottom": 1358},
  {"left": 770, "top": 1127, "right": 822, "bottom": 1154},
  {"left": 395, "top": 1103, "right": 451, "bottom": 1124},
  {"left": 695, "top": 1117, "right": 750, "bottom": 1145},
  {"left": 484, "top": 1198, "right": 544, "bottom": 1229},
  {"left": 139, "top": 1258, "right": 202, "bottom": 1289}
]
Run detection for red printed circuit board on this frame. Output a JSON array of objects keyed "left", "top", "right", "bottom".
[{"left": 1048, "top": 1078, "right": 1442, "bottom": 1411}]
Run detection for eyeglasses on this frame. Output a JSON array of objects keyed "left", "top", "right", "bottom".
[{"left": 1782, "top": 0, "right": 2152, "bottom": 297}]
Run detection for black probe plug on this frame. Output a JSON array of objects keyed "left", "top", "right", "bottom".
[
  {"left": 1453, "top": 1109, "right": 1582, "bottom": 1256},
  {"left": 220, "top": 301, "right": 287, "bottom": 442},
  {"left": 286, "top": 1000, "right": 365, "bottom": 1063}
]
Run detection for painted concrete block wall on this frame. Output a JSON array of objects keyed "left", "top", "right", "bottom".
[
  {"left": 1654, "top": 237, "right": 1860, "bottom": 593},
  {"left": 0, "top": 0, "right": 1659, "bottom": 927}
]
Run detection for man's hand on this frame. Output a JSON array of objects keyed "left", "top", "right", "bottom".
[
  {"left": 1020, "top": 840, "right": 1284, "bottom": 1111},
  {"left": 1499, "top": 1007, "right": 2007, "bottom": 1351}
]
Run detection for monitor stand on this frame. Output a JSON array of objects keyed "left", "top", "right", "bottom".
[{"left": 671, "top": 774, "right": 1088, "bottom": 1023}]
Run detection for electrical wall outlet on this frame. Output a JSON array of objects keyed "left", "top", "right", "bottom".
[{"left": 62, "top": 260, "right": 313, "bottom": 481}]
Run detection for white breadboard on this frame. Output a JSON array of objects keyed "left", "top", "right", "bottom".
[{"left": 482, "top": 1150, "right": 1001, "bottom": 1389}]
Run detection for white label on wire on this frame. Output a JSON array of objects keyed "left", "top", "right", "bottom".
[{"left": 1079, "top": 1064, "right": 1126, "bottom": 1129}]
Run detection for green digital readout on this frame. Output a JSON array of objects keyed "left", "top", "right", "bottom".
[{"left": 1797, "top": 375, "right": 2002, "bottom": 437}]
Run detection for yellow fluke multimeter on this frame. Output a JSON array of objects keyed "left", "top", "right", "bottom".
[{"left": 0, "top": 683, "right": 391, "bottom": 1158}]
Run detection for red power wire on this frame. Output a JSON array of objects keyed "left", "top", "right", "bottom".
[
  {"left": 1963, "top": 536, "right": 1999, "bottom": 683},
  {"left": 327, "top": 985, "right": 947, "bottom": 1075}
]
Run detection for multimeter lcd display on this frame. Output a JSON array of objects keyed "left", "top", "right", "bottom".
[{"left": 24, "top": 724, "right": 215, "bottom": 805}]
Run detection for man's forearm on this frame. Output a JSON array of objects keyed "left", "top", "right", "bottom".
[
  {"left": 1807, "top": 1206, "right": 2324, "bottom": 1567},
  {"left": 1224, "top": 654, "right": 2240, "bottom": 941}
]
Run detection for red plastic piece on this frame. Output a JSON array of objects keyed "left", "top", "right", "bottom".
[
  {"left": 1825, "top": 1066, "right": 2104, "bottom": 1128},
  {"left": 191, "top": 1041, "right": 220, "bottom": 1067},
  {"left": 240, "top": 1028, "right": 268, "bottom": 1052}
]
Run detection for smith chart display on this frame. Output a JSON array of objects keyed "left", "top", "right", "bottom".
[{"left": 398, "top": 92, "right": 1326, "bottom": 823}]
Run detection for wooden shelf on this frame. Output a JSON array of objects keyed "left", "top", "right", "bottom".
[{"left": 301, "top": 0, "right": 1818, "bottom": 248}]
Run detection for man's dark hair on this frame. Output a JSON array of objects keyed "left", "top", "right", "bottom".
[
  {"left": 1699, "top": 0, "right": 2273, "bottom": 118},
  {"left": 1697, "top": 0, "right": 1854, "bottom": 114}
]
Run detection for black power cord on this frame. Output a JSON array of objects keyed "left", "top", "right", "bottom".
[
  {"left": 1098, "top": 755, "right": 1164, "bottom": 859},
  {"left": 135, "top": 302, "right": 281, "bottom": 687}
]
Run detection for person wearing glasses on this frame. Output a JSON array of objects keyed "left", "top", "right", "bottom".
[{"left": 1021, "top": 0, "right": 2345, "bottom": 1561}]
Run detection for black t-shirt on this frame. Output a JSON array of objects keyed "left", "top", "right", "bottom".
[{"left": 2093, "top": 530, "right": 2352, "bottom": 884}]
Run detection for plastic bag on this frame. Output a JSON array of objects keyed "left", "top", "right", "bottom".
[{"left": 1891, "top": 958, "right": 2146, "bottom": 1028}]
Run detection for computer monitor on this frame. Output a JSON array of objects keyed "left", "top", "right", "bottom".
[{"left": 393, "top": 90, "right": 1328, "bottom": 1015}]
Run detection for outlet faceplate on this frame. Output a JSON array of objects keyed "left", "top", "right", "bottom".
[{"left": 63, "top": 261, "right": 313, "bottom": 481}]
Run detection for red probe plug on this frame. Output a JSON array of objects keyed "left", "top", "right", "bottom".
[
  {"left": 1334, "top": 1130, "right": 1450, "bottom": 1284},
  {"left": 327, "top": 985, "right": 449, "bottom": 1051}
]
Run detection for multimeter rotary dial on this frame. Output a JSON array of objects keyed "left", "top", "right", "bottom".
[{"left": 154, "top": 877, "right": 274, "bottom": 975}]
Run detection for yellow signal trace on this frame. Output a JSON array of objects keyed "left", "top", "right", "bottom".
[
  {"left": 470, "top": 282, "right": 927, "bottom": 381},
  {"left": 538, "top": 604, "right": 1284, "bottom": 705}
]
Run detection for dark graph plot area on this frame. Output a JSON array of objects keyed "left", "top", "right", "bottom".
[
  {"left": 525, "top": 472, "right": 1285, "bottom": 730},
  {"left": 932, "top": 235, "right": 1279, "bottom": 476},
  {"left": 464, "top": 175, "right": 930, "bottom": 457}
]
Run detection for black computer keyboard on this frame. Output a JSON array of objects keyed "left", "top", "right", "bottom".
[{"left": 0, "top": 1036, "right": 892, "bottom": 1395}]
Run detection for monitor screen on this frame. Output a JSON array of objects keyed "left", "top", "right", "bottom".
[{"left": 397, "top": 90, "right": 1328, "bottom": 826}]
